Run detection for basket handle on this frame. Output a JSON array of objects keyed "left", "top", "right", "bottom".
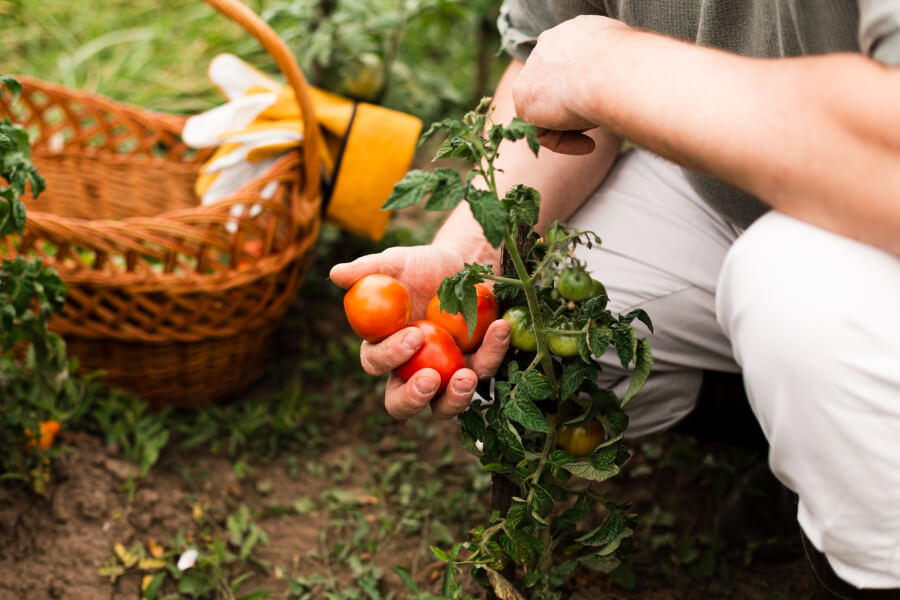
[{"left": 203, "top": 0, "right": 321, "bottom": 211}]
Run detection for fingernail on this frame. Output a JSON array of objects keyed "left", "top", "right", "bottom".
[
  {"left": 495, "top": 328, "right": 510, "bottom": 343},
  {"left": 414, "top": 377, "right": 438, "bottom": 396},
  {"left": 454, "top": 378, "right": 475, "bottom": 395},
  {"left": 402, "top": 329, "right": 424, "bottom": 351}
]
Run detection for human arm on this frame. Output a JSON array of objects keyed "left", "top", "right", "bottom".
[
  {"left": 512, "top": 16, "right": 900, "bottom": 255},
  {"left": 329, "top": 58, "right": 622, "bottom": 420}
]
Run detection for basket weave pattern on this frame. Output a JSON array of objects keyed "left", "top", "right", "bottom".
[{"left": 0, "top": 1, "right": 322, "bottom": 406}]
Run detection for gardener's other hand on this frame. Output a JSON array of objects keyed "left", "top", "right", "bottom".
[
  {"left": 330, "top": 245, "right": 510, "bottom": 420},
  {"left": 513, "top": 15, "right": 631, "bottom": 155}
]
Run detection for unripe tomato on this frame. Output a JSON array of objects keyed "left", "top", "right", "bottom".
[
  {"left": 425, "top": 283, "right": 499, "bottom": 353},
  {"left": 343, "top": 274, "right": 412, "bottom": 343},
  {"left": 556, "top": 269, "right": 593, "bottom": 302},
  {"left": 557, "top": 419, "right": 606, "bottom": 457},
  {"left": 502, "top": 306, "right": 537, "bottom": 352},
  {"left": 590, "top": 278, "right": 607, "bottom": 299},
  {"left": 547, "top": 321, "right": 580, "bottom": 357},
  {"left": 395, "top": 320, "right": 465, "bottom": 394}
]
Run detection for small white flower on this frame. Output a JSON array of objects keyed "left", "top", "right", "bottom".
[{"left": 177, "top": 548, "right": 198, "bottom": 571}]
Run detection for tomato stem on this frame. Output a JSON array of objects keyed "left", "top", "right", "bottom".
[{"left": 502, "top": 230, "right": 557, "bottom": 387}]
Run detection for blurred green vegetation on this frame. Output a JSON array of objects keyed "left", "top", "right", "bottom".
[{"left": 0, "top": 0, "right": 505, "bottom": 122}]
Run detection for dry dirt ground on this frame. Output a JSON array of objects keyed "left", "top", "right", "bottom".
[{"left": 0, "top": 409, "right": 812, "bottom": 600}]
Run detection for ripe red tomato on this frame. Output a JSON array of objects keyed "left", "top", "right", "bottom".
[
  {"left": 343, "top": 274, "right": 412, "bottom": 343},
  {"left": 395, "top": 320, "right": 465, "bottom": 394},
  {"left": 557, "top": 419, "right": 607, "bottom": 457},
  {"left": 425, "top": 283, "right": 499, "bottom": 353}
]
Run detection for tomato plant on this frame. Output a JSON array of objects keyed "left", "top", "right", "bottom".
[
  {"left": 343, "top": 273, "right": 412, "bottom": 343},
  {"left": 394, "top": 320, "right": 465, "bottom": 394},
  {"left": 502, "top": 306, "right": 537, "bottom": 352},
  {"left": 384, "top": 101, "right": 654, "bottom": 598},
  {"left": 426, "top": 283, "right": 498, "bottom": 352}
]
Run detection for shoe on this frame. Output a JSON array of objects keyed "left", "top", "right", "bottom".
[
  {"left": 802, "top": 531, "right": 900, "bottom": 599},
  {"left": 714, "top": 460, "right": 803, "bottom": 563}
]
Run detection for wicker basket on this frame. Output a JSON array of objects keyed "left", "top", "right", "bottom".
[{"left": 0, "top": 0, "right": 322, "bottom": 407}]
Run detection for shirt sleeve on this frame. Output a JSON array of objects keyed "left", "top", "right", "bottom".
[
  {"left": 858, "top": 0, "right": 900, "bottom": 65},
  {"left": 498, "top": 0, "right": 607, "bottom": 62}
]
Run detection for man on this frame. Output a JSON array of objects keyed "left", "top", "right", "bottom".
[{"left": 331, "top": 2, "right": 900, "bottom": 597}]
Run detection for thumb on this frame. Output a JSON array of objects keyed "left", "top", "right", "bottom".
[
  {"left": 536, "top": 128, "right": 596, "bottom": 155},
  {"left": 329, "top": 251, "right": 404, "bottom": 289}
]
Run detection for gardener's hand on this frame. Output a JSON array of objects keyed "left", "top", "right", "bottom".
[
  {"left": 513, "top": 15, "right": 631, "bottom": 155},
  {"left": 330, "top": 245, "right": 510, "bottom": 420}
]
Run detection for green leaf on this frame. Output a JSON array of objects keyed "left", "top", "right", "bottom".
[
  {"left": 587, "top": 440, "right": 624, "bottom": 472},
  {"left": 431, "top": 546, "right": 450, "bottom": 562},
  {"left": 576, "top": 511, "right": 624, "bottom": 547},
  {"left": 143, "top": 573, "right": 165, "bottom": 600},
  {"left": 0, "top": 75, "right": 22, "bottom": 100},
  {"left": 466, "top": 188, "right": 508, "bottom": 248},
  {"left": 178, "top": 574, "right": 214, "bottom": 597},
  {"left": 588, "top": 325, "right": 612, "bottom": 358},
  {"left": 236, "top": 591, "right": 272, "bottom": 600},
  {"left": 506, "top": 501, "right": 527, "bottom": 527},
  {"left": 382, "top": 170, "right": 433, "bottom": 209},
  {"left": 560, "top": 362, "right": 598, "bottom": 402},
  {"left": 391, "top": 567, "right": 421, "bottom": 593},
  {"left": 558, "top": 493, "right": 593, "bottom": 528},
  {"left": 502, "top": 117, "right": 540, "bottom": 156},
  {"left": 504, "top": 396, "right": 548, "bottom": 433},
  {"left": 530, "top": 485, "right": 554, "bottom": 519},
  {"left": 621, "top": 338, "right": 653, "bottom": 407},
  {"left": 520, "top": 369, "right": 552, "bottom": 401},
  {"left": 621, "top": 308, "right": 654, "bottom": 333},
  {"left": 436, "top": 264, "right": 491, "bottom": 336},
  {"left": 562, "top": 460, "right": 621, "bottom": 483},
  {"left": 578, "top": 554, "right": 621, "bottom": 574},
  {"left": 613, "top": 325, "right": 637, "bottom": 368},
  {"left": 502, "top": 184, "right": 540, "bottom": 229},
  {"left": 423, "top": 167, "right": 465, "bottom": 210},
  {"left": 609, "top": 563, "right": 636, "bottom": 591}
]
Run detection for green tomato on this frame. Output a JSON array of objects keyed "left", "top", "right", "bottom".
[
  {"left": 590, "top": 278, "right": 607, "bottom": 299},
  {"left": 543, "top": 223, "right": 567, "bottom": 248},
  {"left": 556, "top": 268, "right": 593, "bottom": 302},
  {"left": 547, "top": 321, "right": 580, "bottom": 357},
  {"left": 502, "top": 306, "right": 537, "bottom": 352}
]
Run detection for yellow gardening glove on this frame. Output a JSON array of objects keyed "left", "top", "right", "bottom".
[{"left": 182, "top": 54, "right": 422, "bottom": 240}]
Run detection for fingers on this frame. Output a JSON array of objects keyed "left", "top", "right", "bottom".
[
  {"left": 536, "top": 128, "right": 596, "bottom": 155},
  {"left": 360, "top": 327, "right": 424, "bottom": 376},
  {"left": 383, "top": 368, "right": 479, "bottom": 420},
  {"left": 329, "top": 250, "right": 402, "bottom": 289},
  {"left": 468, "top": 319, "right": 511, "bottom": 378}
]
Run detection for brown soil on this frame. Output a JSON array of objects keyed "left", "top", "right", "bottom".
[{"left": 0, "top": 420, "right": 813, "bottom": 600}]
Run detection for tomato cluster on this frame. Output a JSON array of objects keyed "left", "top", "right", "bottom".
[
  {"left": 502, "top": 268, "right": 607, "bottom": 358},
  {"left": 343, "top": 274, "right": 499, "bottom": 394}
]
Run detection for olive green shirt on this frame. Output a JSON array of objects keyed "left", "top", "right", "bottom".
[{"left": 498, "top": 1, "right": 900, "bottom": 228}]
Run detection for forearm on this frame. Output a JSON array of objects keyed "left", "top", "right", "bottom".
[
  {"left": 434, "top": 59, "right": 621, "bottom": 264},
  {"left": 573, "top": 29, "right": 900, "bottom": 253}
]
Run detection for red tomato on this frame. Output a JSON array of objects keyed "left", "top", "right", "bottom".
[
  {"left": 395, "top": 320, "right": 465, "bottom": 394},
  {"left": 343, "top": 274, "right": 412, "bottom": 343},
  {"left": 424, "top": 283, "right": 499, "bottom": 353}
]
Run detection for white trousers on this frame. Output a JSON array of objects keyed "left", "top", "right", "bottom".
[{"left": 566, "top": 149, "right": 900, "bottom": 588}]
